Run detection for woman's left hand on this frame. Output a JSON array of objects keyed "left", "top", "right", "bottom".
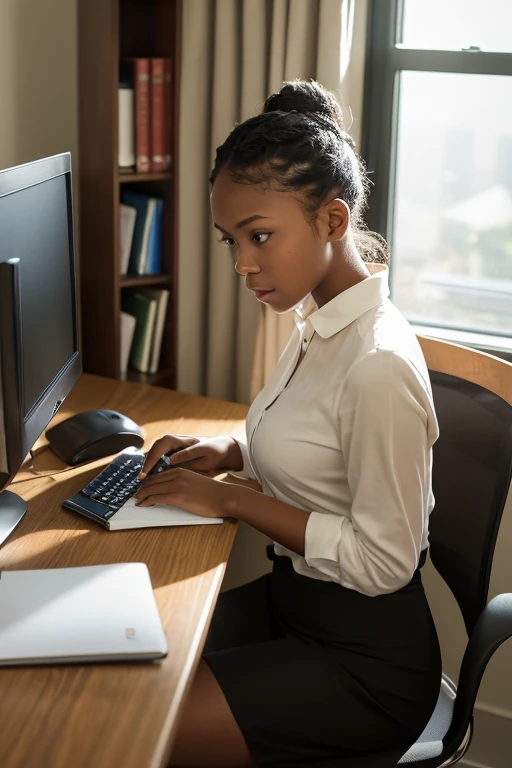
[{"left": 134, "top": 467, "right": 232, "bottom": 518}]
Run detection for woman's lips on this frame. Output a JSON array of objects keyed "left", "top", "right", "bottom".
[{"left": 253, "top": 289, "right": 275, "bottom": 301}]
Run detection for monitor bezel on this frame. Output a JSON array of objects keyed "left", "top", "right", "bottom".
[{"left": 0, "top": 152, "right": 81, "bottom": 487}]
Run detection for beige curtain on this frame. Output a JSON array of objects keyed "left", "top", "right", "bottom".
[{"left": 178, "top": 0, "right": 356, "bottom": 405}]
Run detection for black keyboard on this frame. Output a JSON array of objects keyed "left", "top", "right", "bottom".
[
  {"left": 81, "top": 447, "right": 145, "bottom": 514},
  {"left": 63, "top": 447, "right": 176, "bottom": 528},
  {"left": 63, "top": 446, "right": 145, "bottom": 525}
]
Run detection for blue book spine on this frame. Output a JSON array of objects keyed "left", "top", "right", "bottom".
[
  {"left": 120, "top": 190, "right": 150, "bottom": 274},
  {"left": 146, "top": 198, "right": 164, "bottom": 274}
]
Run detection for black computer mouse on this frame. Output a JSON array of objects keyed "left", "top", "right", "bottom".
[{"left": 46, "top": 409, "right": 145, "bottom": 465}]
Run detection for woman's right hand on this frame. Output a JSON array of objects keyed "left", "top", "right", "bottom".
[{"left": 140, "top": 434, "right": 244, "bottom": 477}]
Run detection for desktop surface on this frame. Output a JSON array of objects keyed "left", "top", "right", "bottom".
[{"left": 0, "top": 373, "right": 256, "bottom": 768}]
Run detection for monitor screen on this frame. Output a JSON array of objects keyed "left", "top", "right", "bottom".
[
  {"left": 0, "top": 175, "right": 77, "bottom": 418},
  {"left": 0, "top": 152, "right": 81, "bottom": 498}
]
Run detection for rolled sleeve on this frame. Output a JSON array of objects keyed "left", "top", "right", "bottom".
[
  {"left": 304, "top": 349, "right": 437, "bottom": 596},
  {"left": 304, "top": 512, "right": 348, "bottom": 582},
  {"left": 227, "top": 432, "right": 258, "bottom": 482}
]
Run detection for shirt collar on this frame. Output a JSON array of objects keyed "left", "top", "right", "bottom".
[{"left": 294, "top": 263, "right": 390, "bottom": 339}]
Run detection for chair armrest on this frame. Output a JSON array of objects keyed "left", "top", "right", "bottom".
[{"left": 445, "top": 593, "right": 512, "bottom": 751}]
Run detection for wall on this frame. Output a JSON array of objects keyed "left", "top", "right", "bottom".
[{"left": 0, "top": 0, "right": 79, "bottom": 209}]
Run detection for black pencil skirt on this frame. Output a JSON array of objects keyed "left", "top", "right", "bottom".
[{"left": 202, "top": 548, "right": 442, "bottom": 766}]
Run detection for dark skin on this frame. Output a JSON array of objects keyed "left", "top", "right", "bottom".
[{"left": 136, "top": 169, "right": 371, "bottom": 767}]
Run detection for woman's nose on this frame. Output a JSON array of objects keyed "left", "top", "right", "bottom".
[{"left": 234, "top": 254, "right": 259, "bottom": 276}]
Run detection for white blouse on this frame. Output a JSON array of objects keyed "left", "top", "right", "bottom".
[{"left": 230, "top": 265, "right": 439, "bottom": 597}]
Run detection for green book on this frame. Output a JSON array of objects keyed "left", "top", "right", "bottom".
[
  {"left": 140, "top": 288, "right": 170, "bottom": 374},
  {"left": 121, "top": 290, "right": 158, "bottom": 372}
]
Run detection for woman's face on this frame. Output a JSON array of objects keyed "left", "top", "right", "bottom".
[{"left": 210, "top": 169, "right": 349, "bottom": 313}]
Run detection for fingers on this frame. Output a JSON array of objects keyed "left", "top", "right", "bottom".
[
  {"left": 135, "top": 467, "right": 184, "bottom": 502},
  {"left": 135, "top": 481, "right": 169, "bottom": 504},
  {"left": 168, "top": 444, "right": 204, "bottom": 467},
  {"left": 136, "top": 493, "right": 172, "bottom": 507},
  {"left": 140, "top": 436, "right": 197, "bottom": 478},
  {"left": 138, "top": 467, "right": 181, "bottom": 490},
  {"left": 141, "top": 439, "right": 172, "bottom": 478}
]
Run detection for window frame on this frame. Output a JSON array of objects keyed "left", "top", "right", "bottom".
[{"left": 361, "top": 0, "right": 512, "bottom": 360}]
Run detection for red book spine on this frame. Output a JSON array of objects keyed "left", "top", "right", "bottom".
[
  {"left": 135, "top": 58, "right": 151, "bottom": 173},
  {"left": 151, "top": 58, "right": 166, "bottom": 172},
  {"left": 163, "top": 58, "right": 172, "bottom": 171}
]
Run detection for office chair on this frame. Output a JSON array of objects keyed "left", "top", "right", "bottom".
[{"left": 272, "top": 336, "right": 512, "bottom": 768}]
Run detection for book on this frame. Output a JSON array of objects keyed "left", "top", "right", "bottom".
[
  {"left": 145, "top": 197, "right": 164, "bottom": 274},
  {"left": 120, "top": 311, "right": 137, "bottom": 375},
  {"left": 98, "top": 498, "right": 223, "bottom": 531},
  {"left": 122, "top": 290, "right": 158, "bottom": 372},
  {"left": 150, "top": 58, "right": 166, "bottom": 172},
  {"left": 163, "top": 58, "right": 172, "bottom": 170},
  {"left": 120, "top": 203, "right": 137, "bottom": 274},
  {"left": 141, "top": 288, "right": 169, "bottom": 373},
  {"left": 138, "top": 198, "right": 157, "bottom": 274},
  {"left": 120, "top": 190, "right": 160, "bottom": 274},
  {"left": 118, "top": 83, "right": 135, "bottom": 168},
  {"left": 135, "top": 58, "right": 151, "bottom": 172},
  {"left": 120, "top": 58, "right": 151, "bottom": 173}
]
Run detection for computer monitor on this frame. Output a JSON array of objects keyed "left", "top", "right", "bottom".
[{"left": 0, "top": 153, "right": 81, "bottom": 546}]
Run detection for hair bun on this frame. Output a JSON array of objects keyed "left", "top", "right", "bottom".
[{"left": 263, "top": 79, "right": 355, "bottom": 150}]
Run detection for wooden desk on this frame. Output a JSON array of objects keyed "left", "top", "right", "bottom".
[{"left": 0, "top": 374, "right": 257, "bottom": 768}]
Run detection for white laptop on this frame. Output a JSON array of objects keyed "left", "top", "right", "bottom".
[{"left": 0, "top": 562, "right": 168, "bottom": 666}]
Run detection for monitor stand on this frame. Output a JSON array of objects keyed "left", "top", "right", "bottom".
[{"left": 0, "top": 490, "right": 27, "bottom": 548}]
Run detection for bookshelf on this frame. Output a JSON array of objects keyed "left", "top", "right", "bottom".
[{"left": 78, "top": 0, "right": 181, "bottom": 388}]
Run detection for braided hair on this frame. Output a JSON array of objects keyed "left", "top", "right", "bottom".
[{"left": 210, "top": 79, "right": 389, "bottom": 264}]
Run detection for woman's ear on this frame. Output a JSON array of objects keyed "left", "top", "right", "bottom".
[{"left": 317, "top": 198, "right": 350, "bottom": 241}]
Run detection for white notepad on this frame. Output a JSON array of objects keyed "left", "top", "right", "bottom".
[
  {"left": 109, "top": 498, "right": 223, "bottom": 530},
  {"left": 0, "top": 562, "right": 168, "bottom": 666}
]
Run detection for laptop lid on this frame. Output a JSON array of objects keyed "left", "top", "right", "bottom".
[{"left": 0, "top": 562, "right": 168, "bottom": 666}]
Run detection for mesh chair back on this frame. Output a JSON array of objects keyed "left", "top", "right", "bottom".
[{"left": 428, "top": 371, "right": 512, "bottom": 635}]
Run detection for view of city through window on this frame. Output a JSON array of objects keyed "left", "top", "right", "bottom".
[{"left": 390, "top": 1, "right": 512, "bottom": 336}]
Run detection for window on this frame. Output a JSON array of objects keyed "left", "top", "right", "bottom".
[{"left": 363, "top": 0, "right": 512, "bottom": 344}]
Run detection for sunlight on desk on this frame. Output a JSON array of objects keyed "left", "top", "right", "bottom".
[
  {"left": 0, "top": 530, "right": 90, "bottom": 569},
  {"left": 0, "top": 374, "right": 249, "bottom": 768}
]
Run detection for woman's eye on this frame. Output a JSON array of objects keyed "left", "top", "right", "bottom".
[
  {"left": 254, "top": 233, "right": 270, "bottom": 244},
  {"left": 218, "top": 236, "right": 236, "bottom": 247}
]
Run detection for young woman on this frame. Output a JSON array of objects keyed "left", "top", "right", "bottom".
[{"left": 136, "top": 79, "right": 442, "bottom": 768}]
